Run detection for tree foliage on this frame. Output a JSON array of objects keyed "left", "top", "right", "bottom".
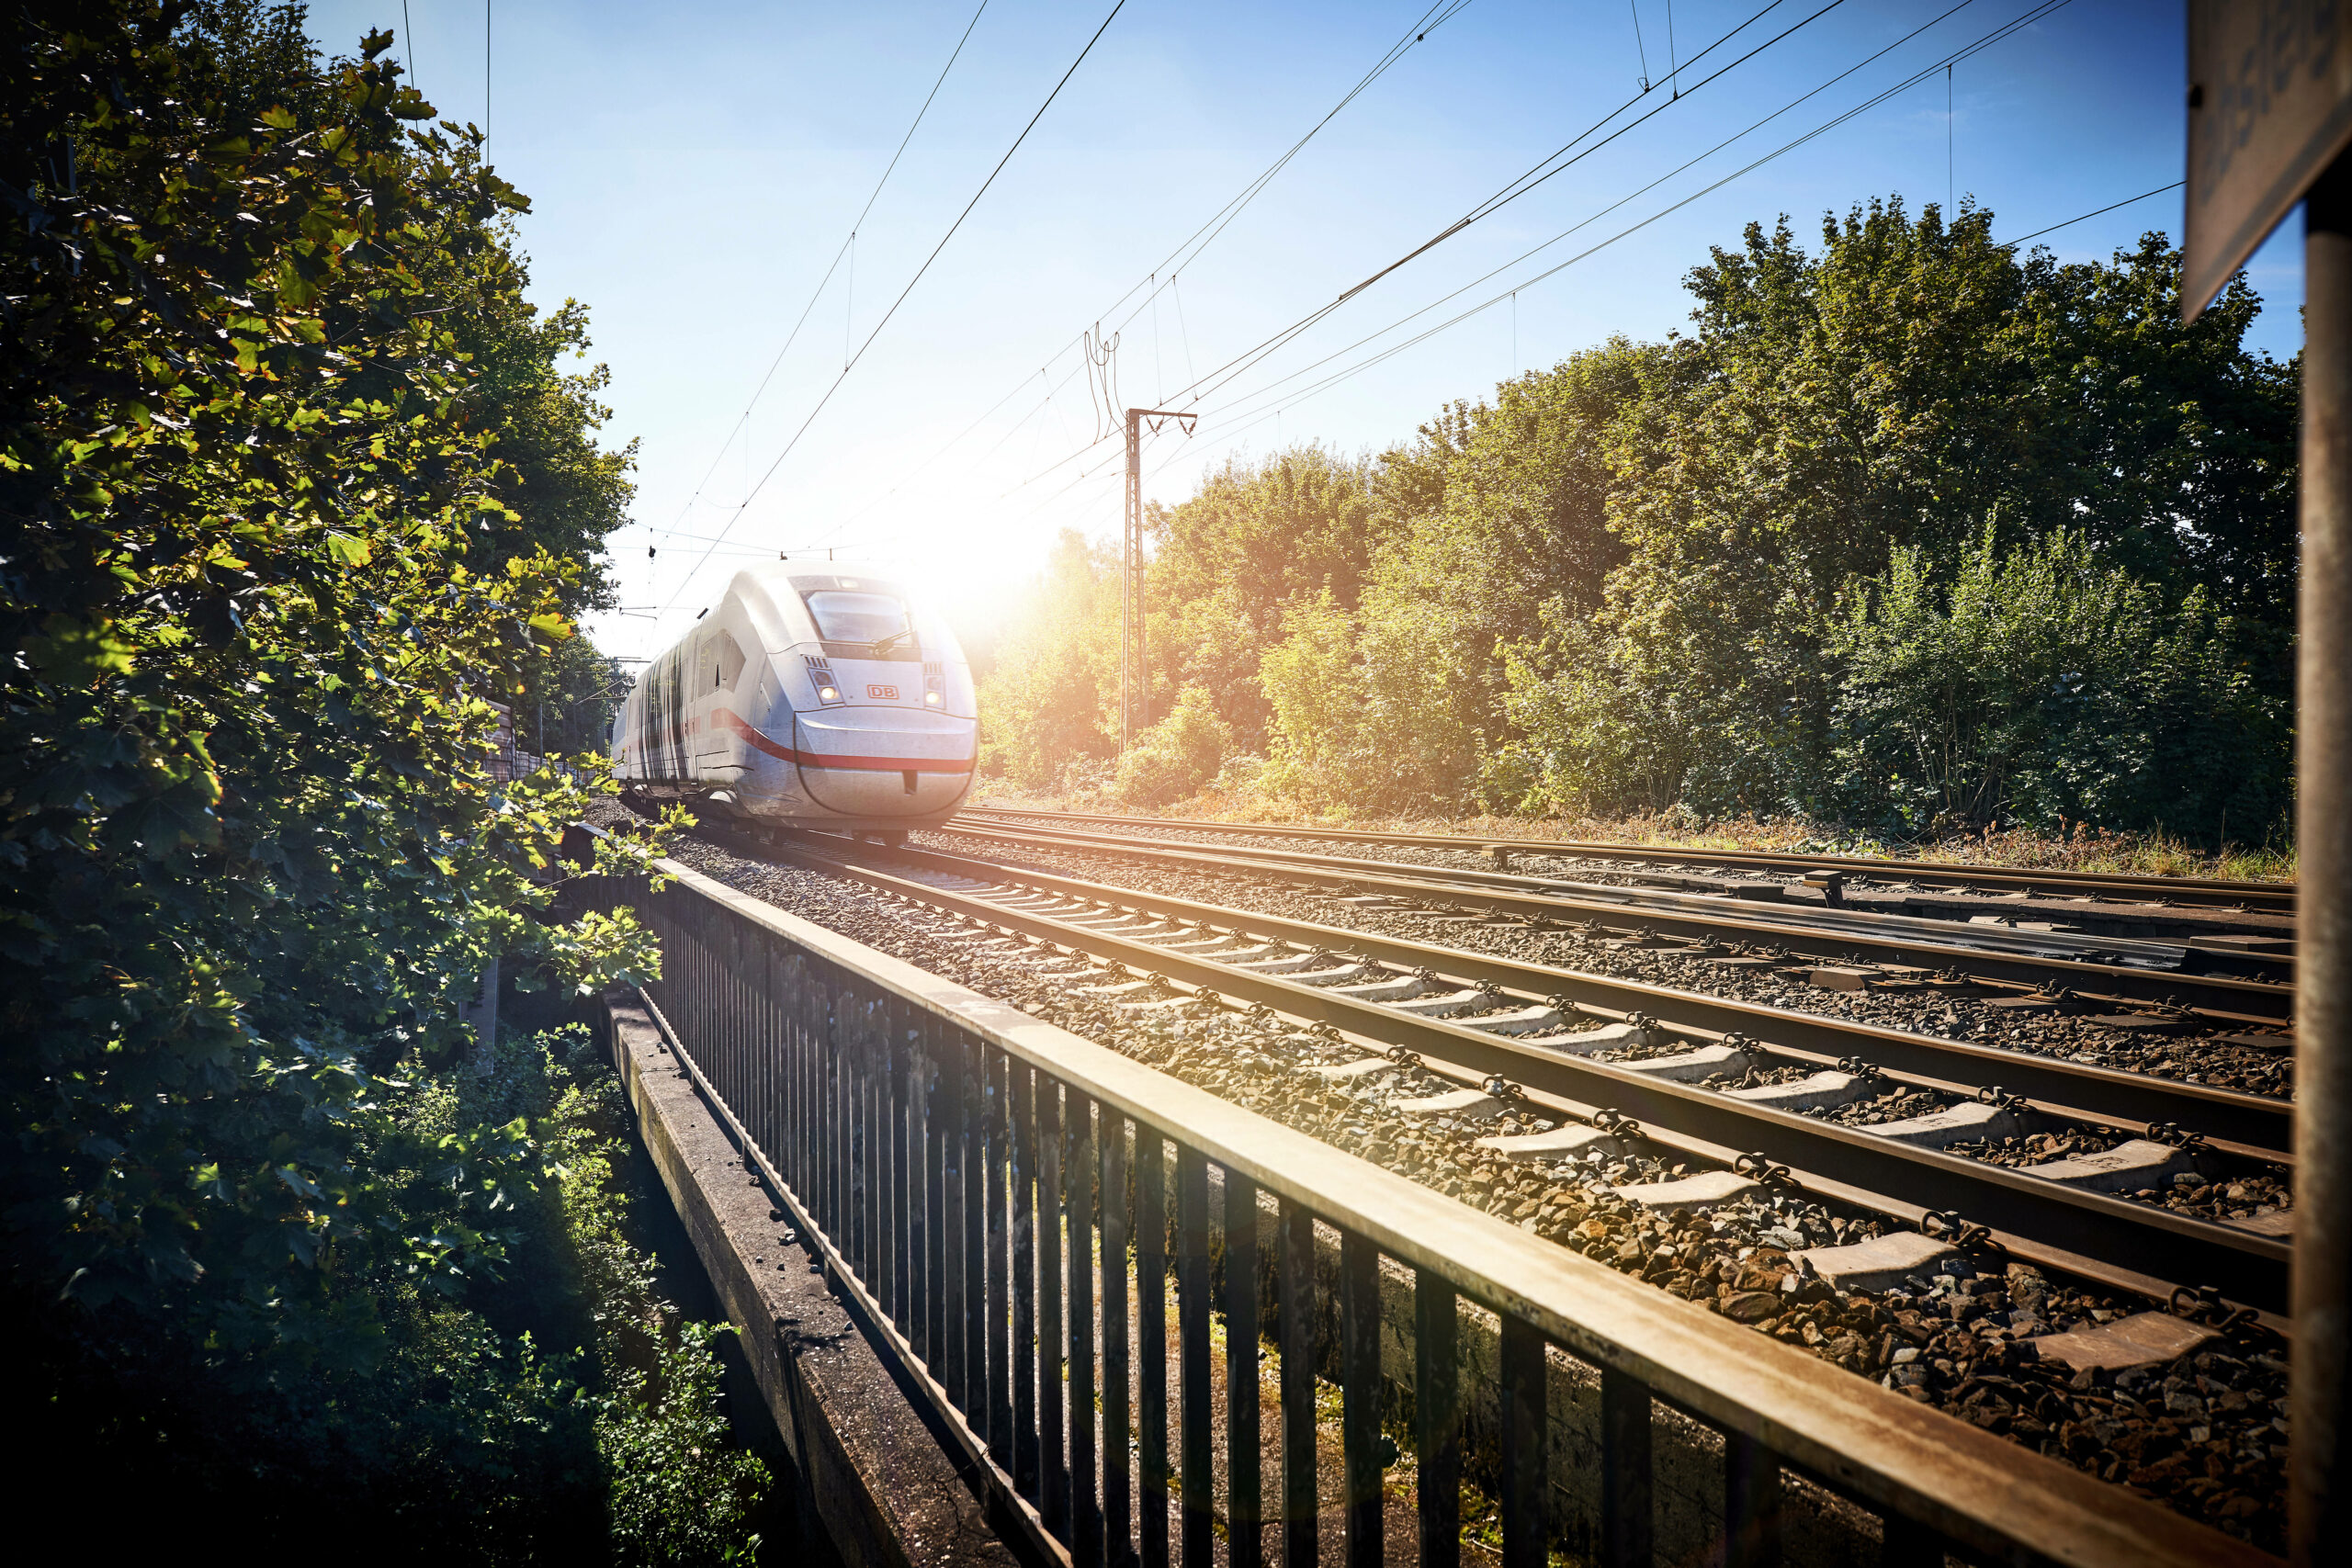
[
  {"left": 1510, "top": 200, "right": 2293, "bottom": 831},
  {"left": 0, "top": 5, "right": 746, "bottom": 1553},
  {"left": 979, "top": 198, "right": 2295, "bottom": 843},
  {"left": 1146, "top": 445, "right": 1388, "bottom": 748},
  {"left": 977, "top": 529, "right": 1121, "bottom": 789}
]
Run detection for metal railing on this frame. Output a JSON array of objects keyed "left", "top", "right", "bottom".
[{"left": 595, "top": 851, "right": 2276, "bottom": 1568}]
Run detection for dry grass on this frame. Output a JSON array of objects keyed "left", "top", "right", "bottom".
[{"left": 971, "top": 782, "right": 2296, "bottom": 885}]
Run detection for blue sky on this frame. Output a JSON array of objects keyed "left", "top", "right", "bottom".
[{"left": 298, "top": 0, "right": 2296, "bottom": 660}]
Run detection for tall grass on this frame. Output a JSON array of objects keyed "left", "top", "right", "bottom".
[{"left": 974, "top": 782, "right": 2296, "bottom": 884}]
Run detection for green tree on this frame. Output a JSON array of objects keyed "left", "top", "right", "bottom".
[
  {"left": 0, "top": 4, "right": 705, "bottom": 1549},
  {"left": 1114, "top": 685, "right": 1233, "bottom": 805},
  {"left": 1332, "top": 339, "right": 1667, "bottom": 807},
  {"left": 1822, "top": 529, "right": 2289, "bottom": 840},
  {"left": 1146, "top": 444, "right": 1388, "bottom": 748},
  {"left": 1509, "top": 199, "right": 2294, "bottom": 823},
  {"left": 977, "top": 529, "right": 1121, "bottom": 787},
  {"left": 424, "top": 186, "right": 638, "bottom": 618}
]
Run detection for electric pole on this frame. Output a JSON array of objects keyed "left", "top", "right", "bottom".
[{"left": 1121, "top": 405, "right": 1195, "bottom": 750}]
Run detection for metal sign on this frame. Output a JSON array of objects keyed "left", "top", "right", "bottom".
[{"left": 2185, "top": 0, "right": 2352, "bottom": 321}]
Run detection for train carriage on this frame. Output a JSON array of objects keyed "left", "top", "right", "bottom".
[{"left": 612, "top": 563, "right": 976, "bottom": 836}]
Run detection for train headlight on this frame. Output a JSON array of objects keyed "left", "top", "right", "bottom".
[
  {"left": 818, "top": 684, "right": 841, "bottom": 703},
  {"left": 924, "top": 690, "right": 942, "bottom": 706}
]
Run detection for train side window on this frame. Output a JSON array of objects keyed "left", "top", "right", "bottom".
[{"left": 717, "top": 631, "right": 746, "bottom": 690}]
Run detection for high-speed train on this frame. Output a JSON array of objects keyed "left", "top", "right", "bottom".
[{"left": 612, "top": 564, "right": 976, "bottom": 838}]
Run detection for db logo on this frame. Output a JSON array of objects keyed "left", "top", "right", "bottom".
[{"left": 867, "top": 683, "right": 899, "bottom": 700}]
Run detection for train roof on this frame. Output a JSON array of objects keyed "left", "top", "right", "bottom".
[{"left": 734, "top": 561, "right": 908, "bottom": 596}]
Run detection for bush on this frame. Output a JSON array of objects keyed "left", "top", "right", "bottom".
[
  {"left": 1822, "top": 530, "right": 2290, "bottom": 840},
  {"left": 602, "top": 1323, "right": 769, "bottom": 1566},
  {"left": 1114, "top": 688, "right": 1233, "bottom": 806},
  {"left": 13, "top": 1023, "right": 770, "bottom": 1562}
]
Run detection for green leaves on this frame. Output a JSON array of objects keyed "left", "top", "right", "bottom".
[
  {"left": 22, "top": 613, "right": 136, "bottom": 682},
  {"left": 0, "top": 0, "right": 671, "bottom": 1413}
]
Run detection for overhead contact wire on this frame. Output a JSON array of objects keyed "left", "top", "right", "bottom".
[
  {"left": 662, "top": 0, "right": 1131, "bottom": 611},
  {"left": 640, "top": 0, "right": 991, "bottom": 569},
  {"left": 807, "top": 0, "right": 1478, "bottom": 547},
  {"left": 1000, "top": 0, "right": 1844, "bottom": 495},
  {"left": 1176, "top": 0, "right": 2073, "bottom": 457}
]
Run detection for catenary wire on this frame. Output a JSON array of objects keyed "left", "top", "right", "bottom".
[
  {"left": 1163, "top": 0, "right": 2075, "bottom": 465},
  {"left": 993, "top": 0, "right": 1854, "bottom": 492},
  {"left": 1165, "top": 0, "right": 1853, "bottom": 416},
  {"left": 657, "top": 0, "right": 1130, "bottom": 615},
  {"left": 643, "top": 1, "right": 992, "bottom": 554},
  {"left": 796, "top": 0, "right": 1481, "bottom": 550},
  {"left": 1185, "top": 0, "right": 1992, "bottom": 434},
  {"left": 1998, "top": 179, "right": 2184, "bottom": 246}
]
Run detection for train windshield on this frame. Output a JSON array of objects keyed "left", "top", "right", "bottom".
[{"left": 803, "top": 591, "right": 910, "bottom": 647}]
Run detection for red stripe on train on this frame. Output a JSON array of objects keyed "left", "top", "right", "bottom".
[{"left": 714, "top": 708, "right": 975, "bottom": 773}]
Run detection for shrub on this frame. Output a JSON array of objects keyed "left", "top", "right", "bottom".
[
  {"left": 1822, "top": 529, "right": 2290, "bottom": 840},
  {"left": 1115, "top": 688, "right": 1233, "bottom": 806}
]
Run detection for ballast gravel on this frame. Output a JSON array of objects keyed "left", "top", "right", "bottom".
[
  {"left": 923, "top": 829, "right": 2295, "bottom": 1100},
  {"left": 642, "top": 821, "right": 2290, "bottom": 1551}
]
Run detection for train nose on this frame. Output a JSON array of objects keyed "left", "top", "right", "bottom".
[{"left": 791, "top": 708, "right": 974, "bottom": 818}]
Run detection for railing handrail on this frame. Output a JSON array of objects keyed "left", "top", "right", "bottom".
[{"left": 628, "top": 847, "right": 2278, "bottom": 1568}]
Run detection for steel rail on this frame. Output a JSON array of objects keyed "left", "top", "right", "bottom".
[
  {"left": 935, "top": 817, "right": 2298, "bottom": 1023},
  {"left": 963, "top": 804, "right": 2300, "bottom": 914},
  {"left": 792, "top": 829, "right": 2294, "bottom": 1158},
  {"left": 732, "top": 825, "right": 2295, "bottom": 1318},
  {"left": 610, "top": 828, "right": 2282, "bottom": 1568},
  {"left": 949, "top": 816, "right": 2287, "bottom": 977}
]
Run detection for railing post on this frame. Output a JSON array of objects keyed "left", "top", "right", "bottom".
[
  {"left": 824, "top": 980, "right": 844, "bottom": 1254},
  {"left": 1340, "top": 1231, "right": 1383, "bottom": 1568},
  {"left": 924, "top": 1020, "right": 947, "bottom": 1370},
  {"left": 1225, "top": 1171, "right": 1262, "bottom": 1568},
  {"left": 1600, "top": 1367, "right": 1653, "bottom": 1568},
  {"left": 759, "top": 934, "right": 779, "bottom": 1176},
  {"left": 963, "top": 1036, "right": 987, "bottom": 1418},
  {"left": 1069, "top": 1093, "right": 1101, "bottom": 1566},
  {"left": 1724, "top": 1429, "right": 1783, "bottom": 1568},
  {"left": 851, "top": 984, "right": 870, "bottom": 1279},
  {"left": 875, "top": 1001, "right": 888, "bottom": 1316},
  {"left": 986, "top": 1045, "right": 1012, "bottom": 1461},
  {"left": 1416, "top": 1273, "right": 1461, "bottom": 1568},
  {"left": 889, "top": 1007, "right": 912, "bottom": 1337},
  {"left": 1278, "top": 1199, "right": 1317, "bottom": 1568},
  {"left": 1012, "top": 1063, "right": 1040, "bottom": 1500},
  {"left": 1880, "top": 1512, "right": 1941, "bottom": 1565},
  {"left": 1041, "top": 1079, "right": 1068, "bottom": 1536},
  {"left": 1102, "top": 1106, "right": 1133, "bottom": 1566},
  {"left": 942, "top": 1022, "right": 969, "bottom": 1402},
  {"left": 1178, "top": 1145, "right": 1213, "bottom": 1567},
  {"left": 1137, "top": 1126, "right": 1170, "bottom": 1568},
  {"left": 1499, "top": 1317, "right": 1547, "bottom": 1568}
]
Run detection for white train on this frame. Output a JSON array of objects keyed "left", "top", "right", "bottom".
[{"left": 612, "top": 563, "right": 977, "bottom": 838}]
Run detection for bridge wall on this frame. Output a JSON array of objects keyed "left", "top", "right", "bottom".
[{"left": 599, "top": 987, "right": 1028, "bottom": 1568}]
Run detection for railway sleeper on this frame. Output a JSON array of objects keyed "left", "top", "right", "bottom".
[
  {"left": 1013, "top": 886, "right": 2285, "bottom": 1211},
  {"left": 740, "top": 827, "right": 2294, "bottom": 1316},
  {"left": 1731, "top": 1070, "right": 1873, "bottom": 1113},
  {"left": 1021, "top": 895, "right": 2274, "bottom": 1201},
  {"left": 677, "top": 819, "right": 2299, "bottom": 1555}
]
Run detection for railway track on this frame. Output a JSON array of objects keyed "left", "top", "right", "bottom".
[
  {"left": 933, "top": 814, "right": 2297, "bottom": 1027},
  {"left": 963, "top": 804, "right": 2299, "bottom": 918},
  {"left": 709, "top": 821, "right": 2295, "bottom": 1325}
]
